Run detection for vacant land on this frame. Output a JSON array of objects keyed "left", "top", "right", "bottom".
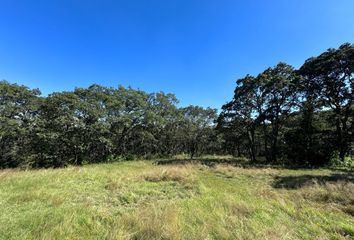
[{"left": 0, "top": 160, "right": 353, "bottom": 240}]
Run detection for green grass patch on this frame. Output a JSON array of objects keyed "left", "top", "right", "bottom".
[{"left": 0, "top": 161, "right": 353, "bottom": 239}]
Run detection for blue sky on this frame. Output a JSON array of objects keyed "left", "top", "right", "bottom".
[{"left": 1, "top": 0, "right": 354, "bottom": 109}]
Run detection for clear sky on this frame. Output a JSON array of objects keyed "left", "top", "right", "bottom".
[{"left": 1, "top": 0, "right": 354, "bottom": 109}]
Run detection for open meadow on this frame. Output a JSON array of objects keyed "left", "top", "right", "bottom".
[
  {"left": 1, "top": 1, "right": 354, "bottom": 239},
  {"left": 0, "top": 159, "right": 353, "bottom": 240}
]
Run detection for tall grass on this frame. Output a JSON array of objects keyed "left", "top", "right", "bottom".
[{"left": 0, "top": 161, "right": 353, "bottom": 239}]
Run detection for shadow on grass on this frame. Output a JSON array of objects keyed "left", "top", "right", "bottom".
[
  {"left": 155, "top": 158, "right": 317, "bottom": 170},
  {"left": 156, "top": 158, "right": 354, "bottom": 189},
  {"left": 272, "top": 172, "right": 354, "bottom": 189},
  {"left": 155, "top": 158, "right": 246, "bottom": 167}
]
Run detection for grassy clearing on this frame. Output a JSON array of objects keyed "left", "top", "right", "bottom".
[{"left": 0, "top": 160, "right": 353, "bottom": 239}]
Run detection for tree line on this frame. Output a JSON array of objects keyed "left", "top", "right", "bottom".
[
  {"left": 218, "top": 43, "right": 353, "bottom": 165},
  {"left": 0, "top": 43, "right": 353, "bottom": 168},
  {"left": 0, "top": 83, "right": 219, "bottom": 168}
]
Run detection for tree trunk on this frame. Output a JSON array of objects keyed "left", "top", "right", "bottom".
[
  {"left": 270, "top": 120, "right": 279, "bottom": 163},
  {"left": 247, "top": 127, "right": 256, "bottom": 162},
  {"left": 335, "top": 112, "right": 347, "bottom": 162},
  {"left": 339, "top": 117, "right": 349, "bottom": 161},
  {"left": 261, "top": 121, "right": 270, "bottom": 162},
  {"left": 237, "top": 144, "right": 241, "bottom": 157}
]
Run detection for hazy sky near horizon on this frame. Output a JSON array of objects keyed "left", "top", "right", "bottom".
[{"left": 1, "top": 0, "right": 354, "bottom": 108}]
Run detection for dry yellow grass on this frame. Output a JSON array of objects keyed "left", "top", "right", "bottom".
[
  {"left": 213, "top": 164, "right": 279, "bottom": 178},
  {"left": 140, "top": 165, "right": 195, "bottom": 183}
]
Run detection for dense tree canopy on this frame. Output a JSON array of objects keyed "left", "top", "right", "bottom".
[
  {"left": 1, "top": 43, "right": 353, "bottom": 168},
  {"left": 0, "top": 81, "right": 218, "bottom": 168},
  {"left": 219, "top": 43, "right": 353, "bottom": 165}
]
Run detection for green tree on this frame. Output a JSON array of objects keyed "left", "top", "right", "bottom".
[
  {"left": 181, "top": 106, "right": 217, "bottom": 159},
  {"left": 0, "top": 81, "right": 41, "bottom": 168},
  {"left": 299, "top": 43, "right": 354, "bottom": 161},
  {"left": 258, "top": 63, "right": 299, "bottom": 162},
  {"left": 220, "top": 75, "right": 269, "bottom": 162}
]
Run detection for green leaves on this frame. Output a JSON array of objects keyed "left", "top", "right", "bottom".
[
  {"left": 299, "top": 43, "right": 354, "bottom": 161},
  {"left": 0, "top": 82, "right": 219, "bottom": 168},
  {"left": 0, "top": 81, "right": 41, "bottom": 168},
  {"left": 1, "top": 43, "right": 353, "bottom": 168},
  {"left": 219, "top": 43, "right": 353, "bottom": 165}
]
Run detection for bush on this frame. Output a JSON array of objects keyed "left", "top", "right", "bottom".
[
  {"left": 328, "top": 151, "right": 354, "bottom": 169},
  {"left": 125, "top": 154, "right": 137, "bottom": 161}
]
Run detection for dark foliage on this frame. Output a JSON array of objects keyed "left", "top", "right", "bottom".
[
  {"left": 219, "top": 43, "right": 353, "bottom": 165},
  {"left": 272, "top": 173, "right": 354, "bottom": 189},
  {"left": 0, "top": 82, "right": 218, "bottom": 168},
  {"left": 1, "top": 43, "right": 353, "bottom": 168}
]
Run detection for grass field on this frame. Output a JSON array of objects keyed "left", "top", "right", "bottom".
[{"left": 0, "top": 159, "right": 353, "bottom": 240}]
